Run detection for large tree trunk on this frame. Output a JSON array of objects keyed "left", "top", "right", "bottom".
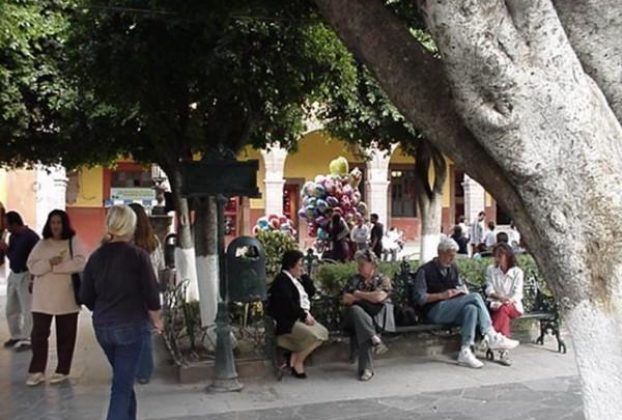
[
  {"left": 169, "top": 166, "right": 199, "bottom": 302},
  {"left": 193, "top": 197, "right": 219, "bottom": 329},
  {"left": 413, "top": 141, "right": 447, "bottom": 263},
  {"left": 416, "top": 188, "right": 442, "bottom": 263},
  {"left": 315, "top": 1, "right": 622, "bottom": 418}
]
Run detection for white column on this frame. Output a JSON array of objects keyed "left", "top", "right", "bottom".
[
  {"left": 463, "top": 174, "right": 486, "bottom": 223},
  {"left": 365, "top": 145, "right": 395, "bottom": 228},
  {"left": 35, "top": 165, "right": 68, "bottom": 233},
  {"left": 261, "top": 146, "right": 288, "bottom": 216}
]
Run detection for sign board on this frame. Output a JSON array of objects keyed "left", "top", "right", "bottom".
[
  {"left": 110, "top": 188, "right": 156, "bottom": 202},
  {"left": 107, "top": 188, "right": 157, "bottom": 208},
  {"left": 181, "top": 160, "right": 261, "bottom": 198}
]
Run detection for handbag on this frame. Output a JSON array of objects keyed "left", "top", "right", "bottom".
[
  {"left": 69, "top": 238, "right": 82, "bottom": 305},
  {"left": 354, "top": 300, "right": 384, "bottom": 316}
]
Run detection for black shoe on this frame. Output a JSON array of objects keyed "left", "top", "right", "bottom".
[
  {"left": 3, "top": 339, "right": 19, "bottom": 348},
  {"left": 291, "top": 367, "right": 307, "bottom": 379}
]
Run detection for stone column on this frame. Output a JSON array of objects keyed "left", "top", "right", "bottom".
[
  {"left": 365, "top": 145, "right": 395, "bottom": 228},
  {"left": 463, "top": 174, "right": 486, "bottom": 224},
  {"left": 35, "top": 165, "right": 68, "bottom": 233},
  {"left": 261, "top": 146, "right": 288, "bottom": 216}
]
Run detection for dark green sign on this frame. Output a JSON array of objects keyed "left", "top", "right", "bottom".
[{"left": 181, "top": 160, "right": 261, "bottom": 198}]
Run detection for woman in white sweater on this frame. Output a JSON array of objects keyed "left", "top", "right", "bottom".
[
  {"left": 485, "top": 243, "right": 524, "bottom": 366},
  {"left": 26, "top": 210, "right": 87, "bottom": 386}
]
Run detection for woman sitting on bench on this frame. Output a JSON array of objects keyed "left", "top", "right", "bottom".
[
  {"left": 268, "top": 250, "right": 328, "bottom": 379},
  {"left": 485, "top": 243, "right": 525, "bottom": 366}
]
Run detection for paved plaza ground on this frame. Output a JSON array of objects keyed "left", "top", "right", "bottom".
[{"left": 0, "top": 270, "right": 583, "bottom": 420}]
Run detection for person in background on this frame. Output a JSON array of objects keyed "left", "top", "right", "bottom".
[
  {"left": 129, "top": 203, "right": 164, "bottom": 385},
  {"left": 382, "top": 227, "right": 403, "bottom": 262},
  {"left": 26, "top": 210, "right": 87, "bottom": 386},
  {"left": 80, "top": 205, "right": 162, "bottom": 420},
  {"left": 412, "top": 237, "right": 518, "bottom": 369},
  {"left": 483, "top": 221, "right": 497, "bottom": 249},
  {"left": 469, "top": 211, "right": 486, "bottom": 255},
  {"left": 0, "top": 211, "right": 39, "bottom": 351},
  {"left": 508, "top": 221, "right": 521, "bottom": 249},
  {"left": 267, "top": 250, "right": 328, "bottom": 379},
  {"left": 350, "top": 215, "right": 370, "bottom": 252},
  {"left": 342, "top": 250, "right": 395, "bottom": 381},
  {"left": 496, "top": 231, "right": 509, "bottom": 244},
  {"left": 329, "top": 214, "right": 350, "bottom": 262},
  {"left": 0, "top": 202, "right": 6, "bottom": 268},
  {"left": 457, "top": 216, "right": 469, "bottom": 242},
  {"left": 485, "top": 243, "right": 524, "bottom": 366},
  {"left": 369, "top": 214, "right": 384, "bottom": 259},
  {"left": 450, "top": 225, "right": 469, "bottom": 255}
]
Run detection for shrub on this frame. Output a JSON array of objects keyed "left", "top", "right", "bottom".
[
  {"left": 314, "top": 254, "right": 540, "bottom": 296},
  {"left": 255, "top": 230, "right": 298, "bottom": 282}
]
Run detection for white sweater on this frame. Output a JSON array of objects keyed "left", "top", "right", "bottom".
[{"left": 485, "top": 265, "right": 524, "bottom": 314}]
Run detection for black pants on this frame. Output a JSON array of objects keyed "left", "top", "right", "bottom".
[{"left": 29, "top": 312, "right": 79, "bottom": 375}]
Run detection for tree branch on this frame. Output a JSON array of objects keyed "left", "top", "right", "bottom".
[
  {"left": 553, "top": 0, "right": 622, "bottom": 121},
  {"left": 313, "top": 0, "right": 528, "bottom": 226}
]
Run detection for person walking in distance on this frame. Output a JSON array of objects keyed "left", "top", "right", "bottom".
[
  {"left": 469, "top": 211, "right": 486, "bottom": 256},
  {"left": 0, "top": 211, "right": 39, "bottom": 350},
  {"left": 369, "top": 214, "right": 384, "bottom": 259},
  {"left": 26, "top": 210, "right": 87, "bottom": 386}
]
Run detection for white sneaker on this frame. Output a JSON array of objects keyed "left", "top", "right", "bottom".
[
  {"left": 457, "top": 347, "right": 483, "bottom": 369},
  {"left": 486, "top": 332, "right": 519, "bottom": 351},
  {"left": 26, "top": 372, "right": 45, "bottom": 387}
]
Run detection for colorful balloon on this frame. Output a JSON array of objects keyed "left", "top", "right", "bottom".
[
  {"left": 326, "top": 196, "right": 339, "bottom": 208},
  {"left": 329, "top": 156, "right": 349, "bottom": 176}
]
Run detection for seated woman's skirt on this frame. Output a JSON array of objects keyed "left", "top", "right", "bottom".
[{"left": 277, "top": 321, "right": 329, "bottom": 352}]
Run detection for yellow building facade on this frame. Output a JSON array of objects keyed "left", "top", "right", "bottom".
[{"left": 62, "top": 131, "right": 496, "bottom": 250}]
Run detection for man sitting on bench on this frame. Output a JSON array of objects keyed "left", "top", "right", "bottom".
[{"left": 412, "top": 237, "right": 519, "bottom": 368}]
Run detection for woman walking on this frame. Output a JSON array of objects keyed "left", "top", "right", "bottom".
[
  {"left": 81, "top": 205, "right": 162, "bottom": 420},
  {"left": 129, "top": 203, "right": 164, "bottom": 384},
  {"left": 26, "top": 210, "right": 87, "bottom": 386}
]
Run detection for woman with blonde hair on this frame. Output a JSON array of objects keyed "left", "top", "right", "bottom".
[
  {"left": 81, "top": 205, "right": 162, "bottom": 420},
  {"left": 129, "top": 203, "right": 164, "bottom": 384}
]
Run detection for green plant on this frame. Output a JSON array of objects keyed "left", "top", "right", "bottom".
[{"left": 256, "top": 230, "right": 299, "bottom": 282}]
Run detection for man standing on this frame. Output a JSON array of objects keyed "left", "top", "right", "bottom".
[
  {"left": 0, "top": 211, "right": 39, "bottom": 350},
  {"left": 483, "top": 221, "right": 498, "bottom": 249},
  {"left": 412, "top": 237, "right": 518, "bottom": 368},
  {"left": 350, "top": 215, "right": 370, "bottom": 252},
  {"left": 469, "top": 211, "right": 486, "bottom": 255},
  {"left": 369, "top": 213, "right": 384, "bottom": 259}
]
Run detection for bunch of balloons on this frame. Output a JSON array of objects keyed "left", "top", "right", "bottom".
[
  {"left": 298, "top": 156, "right": 368, "bottom": 243},
  {"left": 253, "top": 214, "right": 297, "bottom": 237}
]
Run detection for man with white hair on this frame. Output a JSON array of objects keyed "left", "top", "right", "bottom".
[{"left": 412, "top": 237, "right": 519, "bottom": 368}]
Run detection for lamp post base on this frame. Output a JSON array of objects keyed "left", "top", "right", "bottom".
[
  {"left": 206, "top": 378, "right": 244, "bottom": 393},
  {"left": 207, "top": 301, "right": 243, "bottom": 393}
]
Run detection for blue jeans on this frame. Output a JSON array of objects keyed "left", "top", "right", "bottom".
[
  {"left": 426, "top": 293, "right": 492, "bottom": 347},
  {"left": 94, "top": 321, "right": 148, "bottom": 420},
  {"left": 136, "top": 333, "right": 154, "bottom": 381}
]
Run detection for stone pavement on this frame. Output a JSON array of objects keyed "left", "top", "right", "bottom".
[{"left": 0, "top": 295, "right": 583, "bottom": 420}]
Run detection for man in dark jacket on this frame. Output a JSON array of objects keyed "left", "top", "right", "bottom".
[
  {"left": 369, "top": 214, "right": 384, "bottom": 259},
  {"left": 0, "top": 211, "right": 39, "bottom": 349},
  {"left": 413, "top": 237, "right": 518, "bottom": 369}
]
